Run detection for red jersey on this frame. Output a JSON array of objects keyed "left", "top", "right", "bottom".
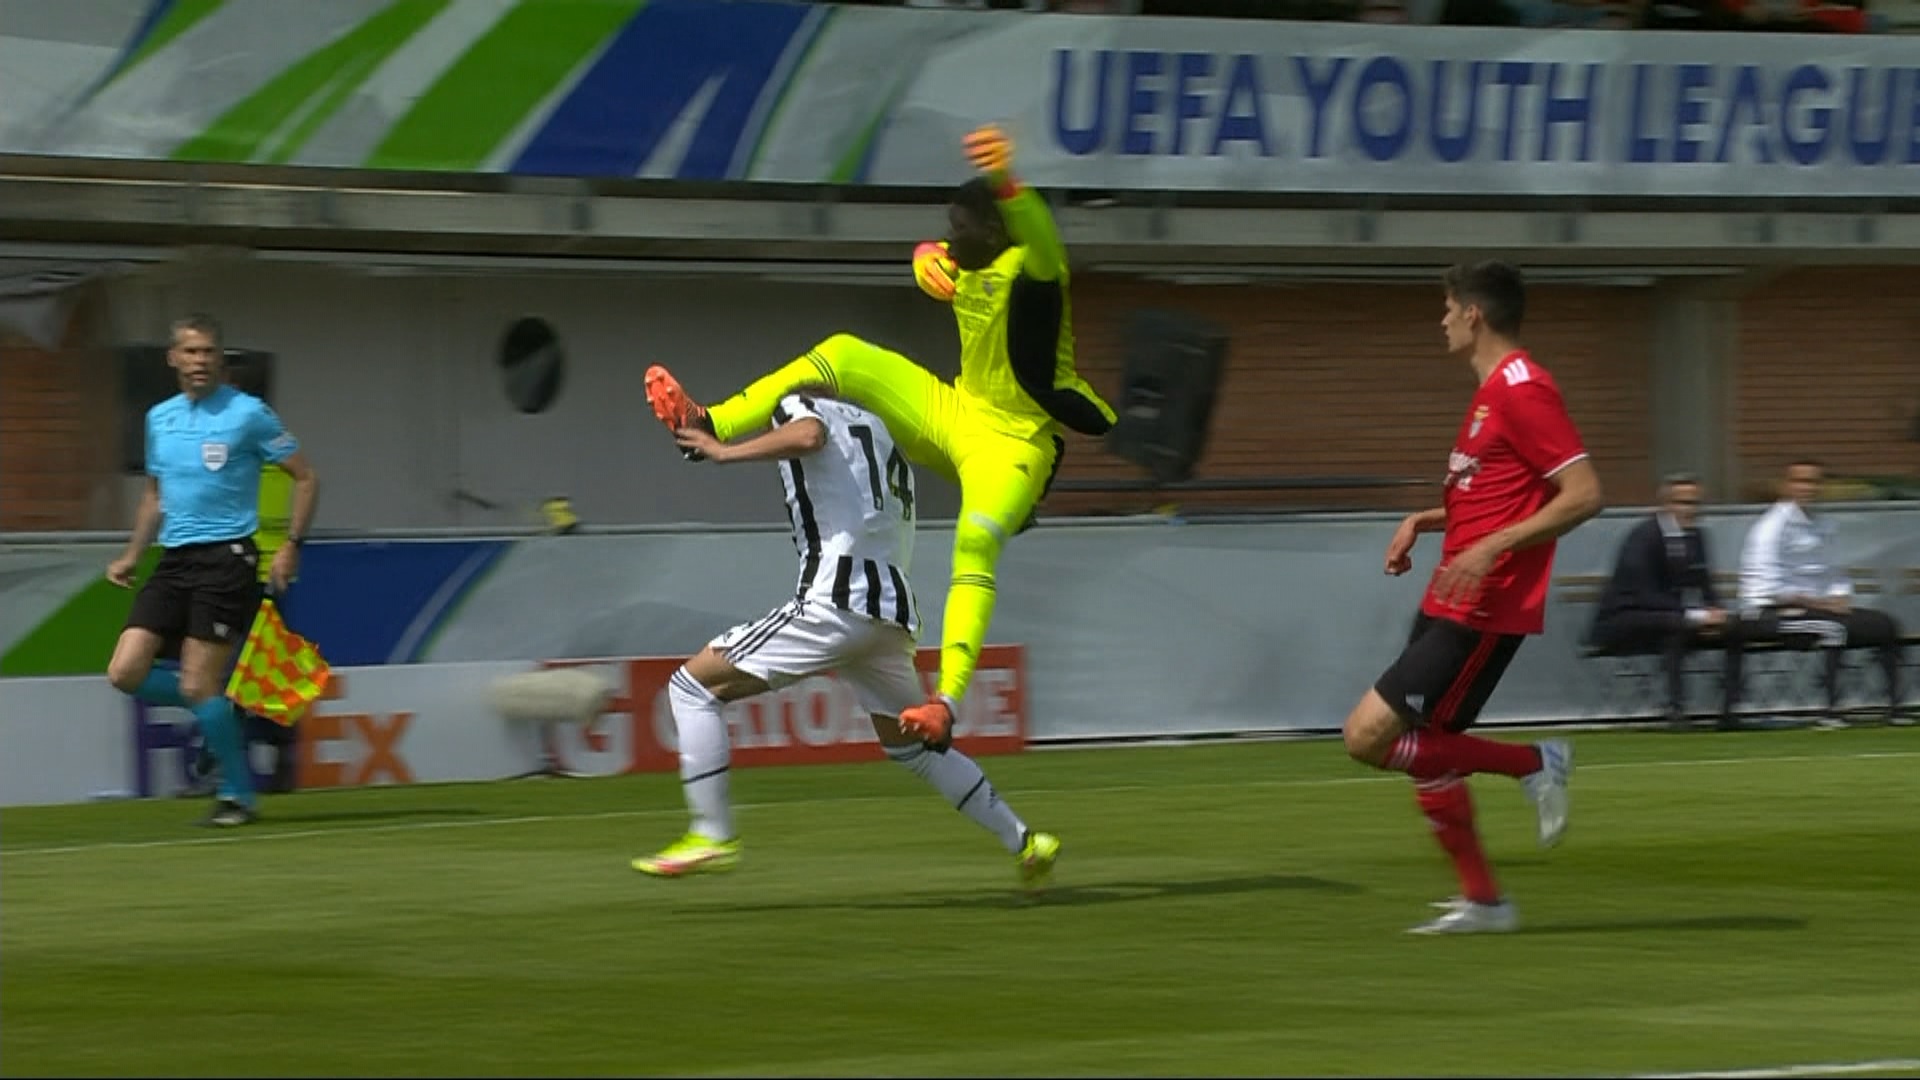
[{"left": 1421, "top": 351, "right": 1588, "bottom": 635}]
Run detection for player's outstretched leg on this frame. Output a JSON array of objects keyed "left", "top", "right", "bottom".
[
  {"left": 646, "top": 334, "right": 952, "bottom": 466},
  {"left": 1372, "top": 716, "right": 1572, "bottom": 849},
  {"left": 846, "top": 654, "right": 1060, "bottom": 891},
  {"left": 634, "top": 663, "right": 743, "bottom": 877},
  {"left": 1345, "top": 616, "right": 1576, "bottom": 931},
  {"left": 1356, "top": 618, "right": 1573, "bottom": 848},
  {"left": 875, "top": 717, "right": 1059, "bottom": 891},
  {"left": 898, "top": 438, "right": 1054, "bottom": 746}
]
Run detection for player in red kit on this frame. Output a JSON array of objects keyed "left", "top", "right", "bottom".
[{"left": 1342, "top": 260, "right": 1605, "bottom": 935}]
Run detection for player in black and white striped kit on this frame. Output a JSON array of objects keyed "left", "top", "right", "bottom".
[{"left": 634, "top": 392, "right": 1061, "bottom": 887}]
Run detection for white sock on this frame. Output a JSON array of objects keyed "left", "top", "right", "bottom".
[
  {"left": 884, "top": 742, "right": 1027, "bottom": 854},
  {"left": 670, "top": 668, "right": 733, "bottom": 842}
]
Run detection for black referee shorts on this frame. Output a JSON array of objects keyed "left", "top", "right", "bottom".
[
  {"left": 1373, "top": 612, "right": 1525, "bottom": 732},
  {"left": 126, "top": 537, "right": 264, "bottom": 649}
]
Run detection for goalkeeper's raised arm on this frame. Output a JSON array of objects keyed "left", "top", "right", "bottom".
[
  {"left": 964, "top": 126, "right": 1068, "bottom": 284},
  {"left": 941, "top": 125, "right": 1112, "bottom": 438}
]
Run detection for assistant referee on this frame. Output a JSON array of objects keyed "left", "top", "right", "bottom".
[{"left": 105, "top": 314, "right": 318, "bottom": 827}]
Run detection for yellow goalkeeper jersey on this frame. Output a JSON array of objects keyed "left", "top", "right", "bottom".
[{"left": 951, "top": 245, "right": 1104, "bottom": 442}]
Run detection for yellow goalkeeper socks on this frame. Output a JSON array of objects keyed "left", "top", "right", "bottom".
[
  {"left": 938, "top": 577, "right": 995, "bottom": 703},
  {"left": 707, "top": 350, "right": 838, "bottom": 442},
  {"left": 938, "top": 511, "right": 1009, "bottom": 702}
]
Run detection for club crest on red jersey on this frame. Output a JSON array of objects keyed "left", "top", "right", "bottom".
[{"left": 1446, "top": 449, "right": 1481, "bottom": 490}]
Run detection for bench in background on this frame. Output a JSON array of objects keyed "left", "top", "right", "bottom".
[{"left": 1556, "top": 569, "right": 1920, "bottom": 722}]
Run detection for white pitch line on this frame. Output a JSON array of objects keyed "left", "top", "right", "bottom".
[
  {"left": 1634, "top": 1058, "right": 1920, "bottom": 1079},
  {"left": 5, "top": 749, "right": 1915, "bottom": 859},
  {"left": 2, "top": 808, "right": 663, "bottom": 858}
]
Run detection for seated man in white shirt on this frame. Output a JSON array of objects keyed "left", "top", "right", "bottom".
[{"left": 1739, "top": 459, "right": 1909, "bottom": 728}]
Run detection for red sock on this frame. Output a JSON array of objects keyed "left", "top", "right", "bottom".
[
  {"left": 1387, "top": 729, "right": 1541, "bottom": 781},
  {"left": 1416, "top": 776, "right": 1500, "bottom": 905}
]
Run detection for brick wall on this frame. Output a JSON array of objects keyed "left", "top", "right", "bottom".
[
  {"left": 1053, "top": 277, "right": 1656, "bottom": 516},
  {"left": 0, "top": 293, "right": 120, "bottom": 532},
  {"left": 1733, "top": 267, "right": 1920, "bottom": 501},
  {"left": 1, "top": 268, "right": 1912, "bottom": 530}
]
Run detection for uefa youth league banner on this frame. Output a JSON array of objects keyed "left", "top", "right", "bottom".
[{"left": 2, "top": 0, "right": 1914, "bottom": 197}]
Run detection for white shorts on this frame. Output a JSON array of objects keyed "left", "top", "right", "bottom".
[{"left": 710, "top": 599, "right": 922, "bottom": 717}]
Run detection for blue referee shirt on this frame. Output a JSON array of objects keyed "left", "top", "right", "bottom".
[{"left": 147, "top": 386, "right": 300, "bottom": 549}]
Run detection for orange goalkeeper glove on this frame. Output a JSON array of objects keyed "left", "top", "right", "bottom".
[
  {"left": 963, "top": 124, "right": 1015, "bottom": 177},
  {"left": 912, "top": 240, "right": 957, "bottom": 302}
]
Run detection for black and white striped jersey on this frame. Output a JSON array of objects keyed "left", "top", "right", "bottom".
[{"left": 771, "top": 393, "right": 919, "bottom": 635}]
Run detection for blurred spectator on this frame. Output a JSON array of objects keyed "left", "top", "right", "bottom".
[
  {"left": 1440, "top": 0, "right": 1522, "bottom": 24},
  {"left": 1589, "top": 473, "right": 1746, "bottom": 731},
  {"left": 1790, "top": 0, "right": 1870, "bottom": 31},
  {"left": 1358, "top": 0, "right": 1448, "bottom": 21},
  {"left": 1877, "top": 0, "right": 1920, "bottom": 29},
  {"left": 1551, "top": 0, "right": 1645, "bottom": 26},
  {"left": 902, "top": 0, "right": 1051, "bottom": 9},
  {"left": 861, "top": 0, "right": 1899, "bottom": 28},
  {"left": 1137, "top": 0, "right": 1361, "bottom": 16},
  {"left": 1738, "top": 459, "right": 1909, "bottom": 729},
  {"left": 1640, "top": 0, "right": 1747, "bottom": 28}
]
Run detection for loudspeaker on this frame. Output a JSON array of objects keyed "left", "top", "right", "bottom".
[{"left": 1105, "top": 309, "right": 1228, "bottom": 483}]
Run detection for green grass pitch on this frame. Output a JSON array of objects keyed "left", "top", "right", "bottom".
[{"left": 4, "top": 728, "right": 1917, "bottom": 1077}]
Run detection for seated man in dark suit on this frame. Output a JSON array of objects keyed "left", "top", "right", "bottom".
[{"left": 1589, "top": 473, "right": 1745, "bottom": 729}]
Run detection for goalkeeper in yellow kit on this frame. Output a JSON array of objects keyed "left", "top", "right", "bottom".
[{"left": 645, "top": 124, "right": 1114, "bottom": 747}]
